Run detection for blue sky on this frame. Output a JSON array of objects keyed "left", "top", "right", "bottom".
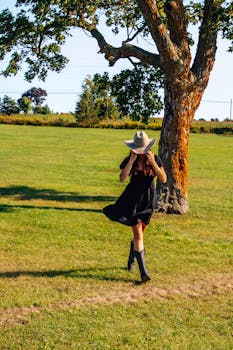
[{"left": 0, "top": 2, "right": 232, "bottom": 120}]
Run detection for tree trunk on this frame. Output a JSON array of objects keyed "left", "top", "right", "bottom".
[
  {"left": 157, "top": 80, "right": 203, "bottom": 214},
  {"left": 90, "top": 1, "right": 218, "bottom": 215}
]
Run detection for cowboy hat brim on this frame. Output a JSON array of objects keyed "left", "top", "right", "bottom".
[{"left": 124, "top": 138, "right": 156, "bottom": 154}]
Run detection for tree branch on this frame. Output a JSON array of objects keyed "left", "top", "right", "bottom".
[
  {"left": 192, "top": 0, "right": 218, "bottom": 83},
  {"left": 91, "top": 28, "right": 161, "bottom": 68},
  {"left": 124, "top": 24, "right": 146, "bottom": 44},
  {"left": 164, "top": 0, "right": 191, "bottom": 65},
  {"left": 136, "top": 0, "right": 182, "bottom": 69},
  {"left": 127, "top": 57, "right": 138, "bottom": 69}
]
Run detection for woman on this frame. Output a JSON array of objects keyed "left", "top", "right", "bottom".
[{"left": 103, "top": 131, "right": 167, "bottom": 283}]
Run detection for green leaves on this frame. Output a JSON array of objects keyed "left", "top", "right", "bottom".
[
  {"left": 111, "top": 64, "right": 164, "bottom": 123},
  {"left": 219, "top": 1, "right": 233, "bottom": 51},
  {"left": 0, "top": 1, "right": 232, "bottom": 81},
  {"left": 0, "top": 3, "right": 70, "bottom": 81},
  {"left": 0, "top": 95, "right": 20, "bottom": 115},
  {"left": 185, "top": 1, "right": 203, "bottom": 25},
  {"left": 75, "top": 67, "right": 164, "bottom": 124},
  {"left": 75, "top": 73, "right": 119, "bottom": 124}
]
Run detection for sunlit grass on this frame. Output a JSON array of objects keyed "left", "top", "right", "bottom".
[{"left": 0, "top": 125, "right": 232, "bottom": 349}]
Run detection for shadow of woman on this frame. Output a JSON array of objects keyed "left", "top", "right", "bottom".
[{"left": 0, "top": 267, "right": 135, "bottom": 283}]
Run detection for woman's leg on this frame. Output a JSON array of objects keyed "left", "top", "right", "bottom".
[
  {"left": 127, "top": 240, "right": 135, "bottom": 271},
  {"left": 132, "top": 223, "right": 144, "bottom": 252},
  {"left": 128, "top": 222, "right": 146, "bottom": 271},
  {"left": 132, "top": 222, "right": 150, "bottom": 282},
  {"left": 142, "top": 222, "right": 146, "bottom": 233}
]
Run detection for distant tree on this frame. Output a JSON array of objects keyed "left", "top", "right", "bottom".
[
  {"left": 75, "top": 78, "right": 96, "bottom": 123},
  {"left": 76, "top": 68, "right": 163, "bottom": 123},
  {"left": 75, "top": 74, "right": 119, "bottom": 124},
  {"left": 17, "top": 96, "right": 32, "bottom": 114},
  {"left": 41, "top": 104, "right": 52, "bottom": 114},
  {"left": 22, "top": 87, "right": 47, "bottom": 107},
  {"left": 33, "top": 103, "right": 51, "bottom": 114},
  {"left": 111, "top": 64, "right": 163, "bottom": 123},
  {"left": 92, "top": 72, "right": 119, "bottom": 120},
  {"left": 0, "top": 95, "right": 19, "bottom": 115}
]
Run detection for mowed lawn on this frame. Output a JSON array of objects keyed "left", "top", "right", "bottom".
[{"left": 0, "top": 124, "right": 232, "bottom": 349}]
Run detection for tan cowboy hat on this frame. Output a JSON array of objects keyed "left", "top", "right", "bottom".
[{"left": 124, "top": 131, "right": 156, "bottom": 154}]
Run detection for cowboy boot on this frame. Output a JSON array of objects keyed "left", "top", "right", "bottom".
[
  {"left": 127, "top": 241, "right": 135, "bottom": 272},
  {"left": 134, "top": 249, "right": 151, "bottom": 282}
]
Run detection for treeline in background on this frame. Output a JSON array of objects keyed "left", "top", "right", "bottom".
[{"left": 0, "top": 70, "right": 232, "bottom": 135}]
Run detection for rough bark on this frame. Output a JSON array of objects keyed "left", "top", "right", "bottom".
[
  {"left": 136, "top": 0, "right": 218, "bottom": 214},
  {"left": 156, "top": 80, "right": 203, "bottom": 214}
]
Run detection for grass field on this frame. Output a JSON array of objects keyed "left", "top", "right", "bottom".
[{"left": 0, "top": 124, "right": 232, "bottom": 349}]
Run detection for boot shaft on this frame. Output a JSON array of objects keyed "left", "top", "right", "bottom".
[
  {"left": 127, "top": 240, "right": 135, "bottom": 272},
  {"left": 134, "top": 249, "right": 150, "bottom": 282}
]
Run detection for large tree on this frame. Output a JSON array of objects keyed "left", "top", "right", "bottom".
[{"left": 0, "top": 1, "right": 232, "bottom": 213}]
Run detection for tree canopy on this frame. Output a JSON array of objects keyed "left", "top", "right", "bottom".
[
  {"left": 22, "top": 87, "right": 47, "bottom": 106},
  {"left": 0, "top": 1, "right": 232, "bottom": 81},
  {"left": 0, "top": 95, "right": 19, "bottom": 115}
]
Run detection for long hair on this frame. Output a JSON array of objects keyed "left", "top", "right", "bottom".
[{"left": 130, "top": 152, "right": 155, "bottom": 177}]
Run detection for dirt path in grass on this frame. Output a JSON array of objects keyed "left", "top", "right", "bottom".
[{"left": 0, "top": 272, "right": 232, "bottom": 330}]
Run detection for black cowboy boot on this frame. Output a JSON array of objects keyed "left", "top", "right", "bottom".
[
  {"left": 127, "top": 241, "right": 135, "bottom": 272},
  {"left": 134, "top": 250, "right": 151, "bottom": 283}
]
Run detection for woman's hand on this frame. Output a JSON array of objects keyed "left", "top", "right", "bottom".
[
  {"left": 146, "top": 150, "right": 154, "bottom": 164},
  {"left": 146, "top": 150, "right": 167, "bottom": 183},
  {"left": 129, "top": 151, "right": 137, "bottom": 163},
  {"left": 120, "top": 151, "right": 137, "bottom": 182}
]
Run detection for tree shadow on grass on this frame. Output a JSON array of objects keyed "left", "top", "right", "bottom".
[
  {"left": 0, "top": 267, "right": 134, "bottom": 283},
  {"left": 0, "top": 204, "right": 12, "bottom": 213},
  {"left": 0, "top": 203, "right": 103, "bottom": 213},
  {"left": 0, "top": 185, "right": 117, "bottom": 213},
  {"left": 0, "top": 185, "right": 116, "bottom": 203}
]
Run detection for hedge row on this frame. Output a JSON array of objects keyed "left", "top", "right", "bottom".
[
  {"left": 0, "top": 114, "right": 232, "bottom": 135},
  {"left": 0, "top": 114, "right": 77, "bottom": 128}
]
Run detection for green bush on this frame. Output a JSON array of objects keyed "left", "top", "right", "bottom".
[
  {"left": 191, "top": 120, "right": 233, "bottom": 135},
  {"left": 0, "top": 114, "right": 232, "bottom": 135},
  {"left": 0, "top": 114, "right": 76, "bottom": 127}
]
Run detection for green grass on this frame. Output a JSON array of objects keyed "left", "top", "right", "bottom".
[
  {"left": 1, "top": 294, "right": 232, "bottom": 350},
  {"left": 0, "top": 125, "right": 232, "bottom": 349}
]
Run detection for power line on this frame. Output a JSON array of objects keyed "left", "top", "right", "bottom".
[
  {"left": 202, "top": 99, "right": 231, "bottom": 104},
  {"left": 0, "top": 92, "right": 231, "bottom": 104},
  {"left": 0, "top": 91, "right": 81, "bottom": 95}
]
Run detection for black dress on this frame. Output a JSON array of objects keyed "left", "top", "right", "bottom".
[{"left": 103, "top": 155, "right": 163, "bottom": 227}]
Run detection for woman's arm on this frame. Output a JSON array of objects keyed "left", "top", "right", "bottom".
[
  {"left": 146, "top": 151, "right": 167, "bottom": 184},
  {"left": 120, "top": 151, "right": 137, "bottom": 182}
]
